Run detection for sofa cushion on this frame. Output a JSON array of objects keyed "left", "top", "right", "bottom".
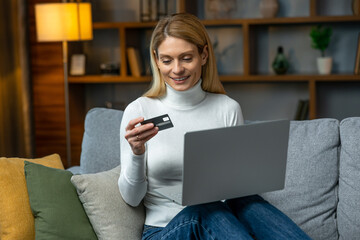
[
  {"left": 71, "top": 166, "right": 145, "bottom": 240},
  {"left": 24, "top": 161, "right": 97, "bottom": 240},
  {"left": 338, "top": 117, "right": 360, "bottom": 240},
  {"left": 80, "top": 108, "right": 123, "bottom": 174},
  {"left": 0, "top": 154, "right": 64, "bottom": 240},
  {"left": 261, "top": 119, "right": 339, "bottom": 240}
]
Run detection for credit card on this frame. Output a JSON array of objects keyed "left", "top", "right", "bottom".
[{"left": 140, "top": 114, "right": 174, "bottom": 131}]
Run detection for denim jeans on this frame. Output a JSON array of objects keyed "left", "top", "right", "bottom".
[{"left": 142, "top": 195, "right": 311, "bottom": 240}]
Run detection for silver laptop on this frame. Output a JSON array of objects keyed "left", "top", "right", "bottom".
[{"left": 154, "top": 119, "right": 290, "bottom": 206}]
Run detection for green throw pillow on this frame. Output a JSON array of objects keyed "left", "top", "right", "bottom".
[{"left": 24, "top": 161, "right": 97, "bottom": 240}]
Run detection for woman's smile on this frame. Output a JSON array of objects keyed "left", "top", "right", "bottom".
[{"left": 170, "top": 76, "right": 190, "bottom": 82}]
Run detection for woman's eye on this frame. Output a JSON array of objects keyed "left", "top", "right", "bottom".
[
  {"left": 161, "top": 59, "right": 171, "bottom": 64},
  {"left": 183, "top": 57, "right": 192, "bottom": 62}
]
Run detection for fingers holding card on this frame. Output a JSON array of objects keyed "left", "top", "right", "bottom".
[{"left": 125, "top": 114, "right": 172, "bottom": 155}]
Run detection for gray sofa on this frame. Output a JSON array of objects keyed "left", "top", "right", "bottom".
[{"left": 70, "top": 107, "right": 360, "bottom": 240}]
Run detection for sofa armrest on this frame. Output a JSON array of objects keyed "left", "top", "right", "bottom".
[{"left": 80, "top": 108, "right": 124, "bottom": 174}]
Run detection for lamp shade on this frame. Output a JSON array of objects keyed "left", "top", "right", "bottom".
[{"left": 35, "top": 3, "right": 93, "bottom": 42}]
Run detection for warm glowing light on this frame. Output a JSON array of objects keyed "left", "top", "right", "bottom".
[{"left": 35, "top": 3, "right": 93, "bottom": 42}]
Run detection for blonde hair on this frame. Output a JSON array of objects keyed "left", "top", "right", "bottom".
[{"left": 143, "top": 13, "right": 225, "bottom": 97}]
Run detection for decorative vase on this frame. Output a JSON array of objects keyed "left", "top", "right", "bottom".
[
  {"left": 317, "top": 57, "right": 333, "bottom": 75},
  {"left": 352, "top": 0, "right": 360, "bottom": 15},
  {"left": 259, "top": 0, "right": 279, "bottom": 18},
  {"left": 272, "top": 46, "right": 289, "bottom": 74}
]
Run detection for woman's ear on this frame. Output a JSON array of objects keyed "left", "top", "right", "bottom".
[{"left": 201, "top": 45, "right": 209, "bottom": 66}]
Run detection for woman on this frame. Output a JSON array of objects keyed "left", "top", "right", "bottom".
[{"left": 118, "top": 13, "right": 310, "bottom": 240}]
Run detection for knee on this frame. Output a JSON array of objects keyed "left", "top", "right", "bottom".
[
  {"left": 226, "top": 195, "right": 265, "bottom": 208},
  {"left": 180, "top": 201, "right": 228, "bottom": 221},
  {"left": 183, "top": 201, "right": 223, "bottom": 214}
]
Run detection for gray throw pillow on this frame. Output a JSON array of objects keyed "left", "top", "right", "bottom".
[
  {"left": 261, "top": 119, "right": 339, "bottom": 240},
  {"left": 338, "top": 117, "right": 360, "bottom": 240},
  {"left": 71, "top": 166, "right": 145, "bottom": 240}
]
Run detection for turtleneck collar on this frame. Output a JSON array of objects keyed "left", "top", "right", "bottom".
[{"left": 159, "top": 79, "right": 206, "bottom": 110}]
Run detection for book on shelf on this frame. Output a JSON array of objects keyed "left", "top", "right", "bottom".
[
  {"left": 294, "top": 99, "right": 309, "bottom": 120},
  {"left": 355, "top": 32, "right": 360, "bottom": 75},
  {"left": 126, "top": 47, "right": 142, "bottom": 77}
]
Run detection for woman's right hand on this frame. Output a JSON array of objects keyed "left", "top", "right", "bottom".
[{"left": 124, "top": 117, "right": 159, "bottom": 155}]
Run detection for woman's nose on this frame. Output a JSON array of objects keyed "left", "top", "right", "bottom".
[{"left": 172, "top": 61, "right": 184, "bottom": 74}]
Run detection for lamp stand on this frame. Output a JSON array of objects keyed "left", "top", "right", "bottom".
[{"left": 62, "top": 41, "right": 72, "bottom": 167}]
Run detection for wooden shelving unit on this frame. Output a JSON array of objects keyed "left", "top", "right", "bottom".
[{"left": 69, "top": 14, "right": 360, "bottom": 119}]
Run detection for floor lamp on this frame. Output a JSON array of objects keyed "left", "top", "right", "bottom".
[{"left": 35, "top": 2, "right": 93, "bottom": 167}]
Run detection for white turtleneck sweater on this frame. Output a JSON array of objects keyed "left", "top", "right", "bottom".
[{"left": 118, "top": 80, "right": 244, "bottom": 227}]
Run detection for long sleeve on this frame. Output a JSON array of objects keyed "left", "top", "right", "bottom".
[{"left": 118, "top": 101, "right": 147, "bottom": 207}]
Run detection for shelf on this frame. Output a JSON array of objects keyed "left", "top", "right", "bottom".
[
  {"left": 69, "top": 75, "right": 152, "bottom": 83},
  {"left": 93, "top": 15, "right": 360, "bottom": 30},
  {"left": 93, "top": 22, "right": 157, "bottom": 29},
  {"left": 242, "top": 15, "right": 360, "bottom": 25},
  {"left": 69, "top": 74, "right": 360, "bottom": 84},
  {"left": 222, "top": 74, "right": 360, "bottom": 82}
]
